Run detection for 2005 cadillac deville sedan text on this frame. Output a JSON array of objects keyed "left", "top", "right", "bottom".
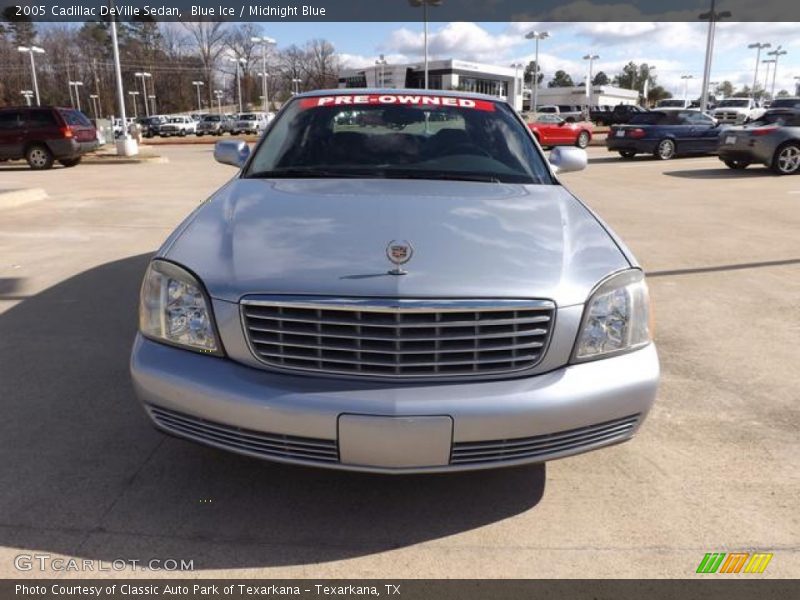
[{"left": 130, "top": 90, "right": 659, "bottom": 473}]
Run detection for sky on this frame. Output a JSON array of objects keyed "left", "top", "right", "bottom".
[{"left": 260, "top": 21, "right": 800, "bottom": 96}]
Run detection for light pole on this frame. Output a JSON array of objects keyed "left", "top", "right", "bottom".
[
  {"left": 89, "top": 93, "right": 99, "bottom": 118},
  {"left": 18, "top": 46, "right": 45, "bottom": 105},
  {"left": 192, "top": 80, "right": 204, "bottom": 112},
  {"left": 748, "top": 42, "right": 771, "bottom": 99},
  {"left": 709, "top": 80, "right": 719, "bottom": 101},
  {"left": 20, "top": 90, "right": 34, "bottom": 106},
  {"left": 228, "top": 57, "right": 246, "bottom": 113},
  {"left": 214, "top": 89, "right": 223, "bottom": 114},
  {"left": 375, "top": 54, "right": 388, "bottom": 87},
  {"left": 251, "top": 36, "right": 276, "bottom": 112},
  {"left": 148, "top": 95, "right": 157, "bottom": 115},
  {"left": 110, "top": 16, "right": 137, "bottom": 156},
  {"left": 128, "top": 90, "right": 139, "bottom": 118},
  {"left": 510, "top": 62, "right": 523, "bottom": 111},
  {"left": 583, "top": 54, "right": 599, "bottom": 108},
  {"left": 795, "top": 76, "right": 800, "bottom": 96},
  {"left": 292, "top": 78, "right": 302, "bottom": 95},
  {"left": 525, "top": 30, "right": 550, "bottom": 113},
  {"left": 681, "top": 75, "right": 694, "bottom": 103},
  {"left": 257, "top": 72, "right": 270, "bottom": 110},
  {"left": 643, "top": 65, "right": 656, "bottom": 106},
  {"left": 762, "top": 59, "right": 776, "bottom": 99},
  {"left": 134, "top": 72, "right": 152, "bottom": 116},
  {"left": 767, "top": 45, "right": 787, "bottom": 99},
  {"left": 69, "top": 81, "right": 84, "bottom": 111},
  {"left": 698, "top": 0, "right": 732, "bottom": 112},
  {"left": 408, "top": 0, "right": 443, "bottom": 89}
]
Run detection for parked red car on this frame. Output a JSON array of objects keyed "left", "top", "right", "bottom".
[
  {"left": 528, "top": 114, "right": 593, "bottom": 149},
  {"left": 0, "top": 106, "right": 98, "bottom": 170}
]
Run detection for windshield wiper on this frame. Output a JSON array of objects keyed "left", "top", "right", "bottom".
[
  {"left": 246, "top": 168, "right": 369, "bottom": 179},
  {"left": 382, "top": 171, "right": 505, "bottom": 184}
]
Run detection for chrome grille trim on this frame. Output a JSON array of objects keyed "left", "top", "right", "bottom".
[
  {"left": 149, "top": 405, "right": 338, "bottom": 463},
  {"left": 450, "top": 414, "right": 640, "bottom": 465},
  {"left": 241, "top": 296, "right": 556, "bottom": 380}
]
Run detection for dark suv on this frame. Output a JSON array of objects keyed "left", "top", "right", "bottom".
[{"left": 0, "top": 106, "right": 98, "bottom": 170}]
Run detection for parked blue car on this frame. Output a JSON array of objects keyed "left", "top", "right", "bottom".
[{"left": 606, "top": 109, "right": 723, "bottom": 160}]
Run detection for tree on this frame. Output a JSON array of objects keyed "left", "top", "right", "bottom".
[
  {"left": 613, "top": 62, "right": 639, "bottom": 89},
  {"left": 647, "top": 86, "right": 672, "bottom": 104},
  {"left": 548, "top": 70, "right": 574, "bottom": 88},
  {"left": 523, "top": 60, "right": 544, "bottom": 87},
  {"left": 304, "top": 39, "right": 341, "bottom": 90},
  {"left": 592, "top": 71, "right": 609, "bottom": 86},
  {"left": 182, "top": 22, "right": 228, "bottom": 109},
  {"left": 714, "top": 81, "right": 734, "bottom": 99},
  {"left": 776, "top": 89, "right": 789, "bottom": 97}
]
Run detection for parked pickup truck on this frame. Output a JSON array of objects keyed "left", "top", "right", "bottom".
[
  {"left": 711, "top": 98, "right": 766, "bottom": 124},
  {"left": 590, "top": 104, "right": 649, "bottom": 126},
  {"left": 535, "top": 105, "right": 584, "bottom": 123},
  {"left": 158, "top": 116, "right": 197, "bottom": 137}
]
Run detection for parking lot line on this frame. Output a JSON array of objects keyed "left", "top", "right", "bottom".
[{"left": 619, "top": 158, "right": 721, "bottom": 169}]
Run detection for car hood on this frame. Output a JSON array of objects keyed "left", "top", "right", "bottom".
[{"left": 161, "top": 178, "right": 630, "bottom": 306}]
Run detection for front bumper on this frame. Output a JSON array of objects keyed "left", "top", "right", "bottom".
[{"left": 131, "top": 335, "right": 659, "bottom": 473}]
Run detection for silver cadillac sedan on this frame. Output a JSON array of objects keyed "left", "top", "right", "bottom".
[{"left": 131, "top": 89, "right": 659, "bottom": 473}]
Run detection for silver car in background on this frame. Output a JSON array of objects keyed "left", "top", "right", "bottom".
[
  {"left": 130, "top": 89, "right": 659, "bottom": 473},
  {"left": 718, "top": 109, "right": 800, "bottom": 174}
]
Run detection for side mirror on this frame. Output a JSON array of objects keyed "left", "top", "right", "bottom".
[
  {"left": 549, "top": 146, "right": 587, "bottom": 174},
  {"left": 214, "top": 140, "right": 250, "bottom": 168}
]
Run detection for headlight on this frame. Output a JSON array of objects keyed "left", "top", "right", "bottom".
[
  {"left": 138, "top": 259, "right": 222, "bottom": 355},
  {"left": 572, "top": 269, "right": 651, "bottom": 363}
]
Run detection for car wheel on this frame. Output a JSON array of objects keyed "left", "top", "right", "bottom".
[
  {"left": 25, "top": 144, "right": 54, "bottom": 170},
  {"left": 58, "top": 157, "right": 81, "bottom": 168},
  {"left": 576, "top": 131, "right": 590, "bottom": 149},
  {"left": 724, "top": 160, "right": 750, "bottom": 170},
  {"left": 655, "top": 138, "right": 676, "bottom": 160},
  {"left": 196, "top": 133, "right": 203, "bottom": 137},
  {"left": 179, "top": 130, "right": 186, "bottom": 137},
  {"left": 772, "top": 143, "right": 800, "bottom": 175},
  {"left": 618, "top": 150, "right": 636, "bottom": 159}
]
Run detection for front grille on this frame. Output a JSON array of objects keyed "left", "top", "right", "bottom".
[
  {"left": 241, "top": 297, "right": 555, "bottom": 379},
  {"left": 716, "top": 112, "right": 743, "bottom": 123},
  {"left": 450, "top": 414, "right": 640, "bottom": 465},
  {"left": 149, "top": 405, "right": 339, "bottom": 463}
]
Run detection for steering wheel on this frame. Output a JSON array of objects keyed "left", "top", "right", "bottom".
[{"left": 441, "top": 143, "right": 492, "bottom": 158}]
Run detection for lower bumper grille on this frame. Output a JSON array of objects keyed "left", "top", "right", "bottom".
[
  {"left": 149, "top": 405, "right": 339, "bottom": 463},
  {"left": 242, "top": 297, "right": 555, "bottom": 380},
  {"left": 450, "top": 414, "right": 640, "bottom": 465}
]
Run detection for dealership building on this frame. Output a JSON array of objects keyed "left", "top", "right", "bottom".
[
  {"left": 339, "top": 59, "right": 525, "bottom": 110},
  {"left": 339, "top": 58, "right": 641, "bottom": 110}
]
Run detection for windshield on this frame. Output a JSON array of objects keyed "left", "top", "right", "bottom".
[
  {"left": 718, "top": 99, "right": 750, "bottom": 107},
  {"left": 58, "top": 109, "right": 92, "bottom": 127},
  {"left": 658, "top": 100, "right": 685, "bottom": 107},
  {"left": 203, "top": 115, "right": 221, "bottom": 122},
  {"left": 244, "top": 94, "right": 552, "bottom": 185},
  {"left": 769, "top": 98, "right": 800, "bottom": 108},
  {"left": 169, "top": 118, "right": 183, "bottom": 123},
  {"left": 240, "top": 114, "right": 257, "bottom": 120},
  {"left": 750, "top": 111, "right": 799, "bottom": 127}
]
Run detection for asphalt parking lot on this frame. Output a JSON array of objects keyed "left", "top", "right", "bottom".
[{"left": 0, "top": 145, "right": 798, "bottom": 578}]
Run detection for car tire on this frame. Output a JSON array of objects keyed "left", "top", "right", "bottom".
[
  {"left": 58, "top": 157, "right": 81, "bottom": 168},
  {"left": 771, "top": 143, "right": 800, "bottom": 175},
  {"left": 618, "top": 150, "right": 636, "bottom": 159},
  {"left": 655, "top": 138, "right": 676, "bottom": 160},
  {"left": 25, "top": 144, "right": 54, "bottom": 170},
  {"left": 196, "top": 133, "right": 204, "bottom": 137},
  {"left": 576, "top": 131, "right": 590, "bottom": 149},
  {"left": 723, "top": 160, "right": 750, "bottom": 170},
  {"left": 179, "top": 130, "right": 187, "bottom": 137}
]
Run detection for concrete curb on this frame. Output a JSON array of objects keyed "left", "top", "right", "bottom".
[
  {"left": 82, "top": 155, "right": 169, "bottom": 165},
  {"left": 0, "top": 187, "right": 48, "bottom": 209}
]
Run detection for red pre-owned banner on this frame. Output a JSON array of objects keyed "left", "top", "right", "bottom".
[{"left": 299, "top": 95, "right": 496, "bottom": 111}]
